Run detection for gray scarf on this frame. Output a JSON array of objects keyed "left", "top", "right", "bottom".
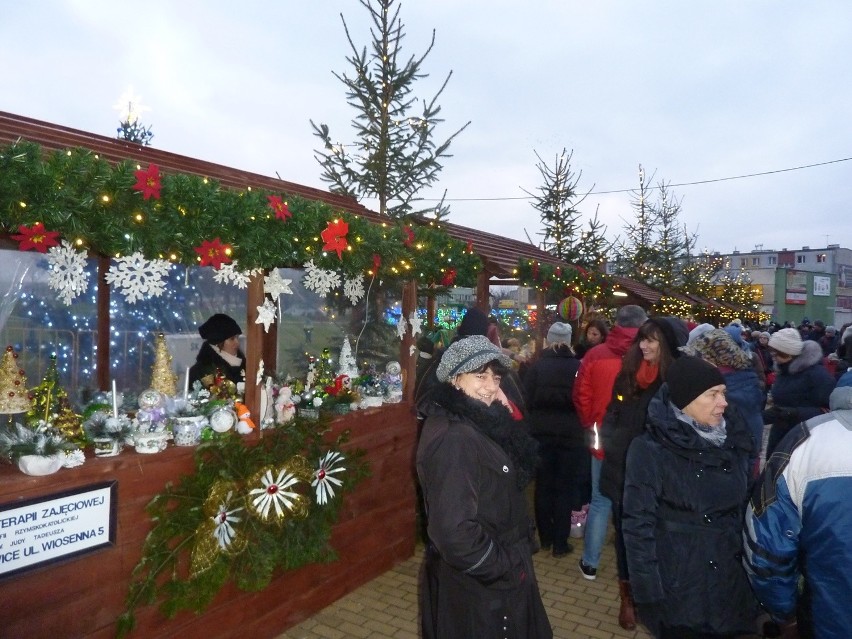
[{"left": 672, "top": 404, "right": 728, "bottom": 447}]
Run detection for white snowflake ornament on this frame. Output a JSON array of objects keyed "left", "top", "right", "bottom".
[
  {"left": 213, "top": 261, "right": 260, "bottom": 289},
  {"left": 264, "top": 269, "right": 293, "bottom": 298},
  {"left": 255, "top": 298, "right": 277, "bottom": 332},
  {"left": 302, "top": 259, "right": 341, "bottom": 297},
  {"left": 46, "top": 240, "right": 90, "bottom": 305},
  {"left": 105, "top": 252, "right": 171, "bottom": 303},
  {"left": 396, "top": 315, "right": 408, "bottom": 341},
  {"left": 343, "top": 274, "right": 365, "bottom": 305}
]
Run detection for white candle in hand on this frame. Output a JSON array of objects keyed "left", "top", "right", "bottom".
[{"left": 112, "top": 380, "right": 118, "bottom": 418}]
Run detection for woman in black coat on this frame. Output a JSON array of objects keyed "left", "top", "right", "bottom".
[
  {"left": 416, "top": 335, "right": 552, "bottom": 639},
  {"left": 623, "top": 356, "right": 757, "bottom": 638},
  {"left": 188, "top": 313, "right": 246, "bottom": 389},
  {"left": 599, "top": 316, "right": 687, "bottom": 630},
  {"left": 523, "top": 321, "right": 586, "bottom": 557}
]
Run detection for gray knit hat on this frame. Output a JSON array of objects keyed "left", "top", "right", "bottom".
[
  {"left": 546, "top": 322, "right": 573, "bottom": 345},
  {"left": 436, "top": 335, "right": 512, "bottom": 382}
]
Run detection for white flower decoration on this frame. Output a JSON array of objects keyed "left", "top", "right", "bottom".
[
  {"left": 312, "top": 451, "right": 346, "bottom": 506},
  {"left": 248, "top": 468, "right": 303, "bottom": 520},
  {"left": 212, "top": 491, "right": 243, "bottom": 550}
]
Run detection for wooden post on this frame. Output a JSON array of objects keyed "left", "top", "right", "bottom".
[
  {"left": 401, "top": 279, "right": 418, "bottom": 402},
  {"left": 96, "top": 256, "right": 110, "bottom": 391},
  {"left": 536, "top": 288, "right": 546, "bottom": 355},
  {"left": 244, "top": 272, "right": 265, "bottom": 428},
  {"left": 476, "top": 271, "right": 491, "bottom": 312}
]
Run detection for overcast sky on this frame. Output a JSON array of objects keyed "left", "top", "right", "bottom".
[{"left": 2, "top": 1, "right": 851, "bottom": 255}]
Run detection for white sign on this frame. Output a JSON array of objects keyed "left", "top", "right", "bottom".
[
  {"left": 813, "top": 275, "right": 831, "bottom": 297},
  {"left": 0, "top": 482, "right": 116, "bottom": 579}
]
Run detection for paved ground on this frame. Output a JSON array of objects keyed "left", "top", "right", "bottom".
[{"left": 276, "top": 529, "right": 655, "bottom": 639}]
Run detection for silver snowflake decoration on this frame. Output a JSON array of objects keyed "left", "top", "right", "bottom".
[
  {"left": 213, "top": 261, "right": 260, "bottom": 289},
  {"left": 105, "top": 252, "right": 171, "bottom": 304},
  {"left": 343, "top": 274, "right": 366, "bottom": 305},
  {"left": 255, "top": 298, "right": 277, "bottom": 333},
  {"left": 408, "top": 311, "right": 423, "bottom": 338},
  {"left": 302, "top": 259, "right": 341, "bottom": 297},
  {"left": 46, "top": 240, "right": 90, "bottom": 305},
  {"left": 396, "top": 315, "right": 408, "bottom": 341},
  {"left": 264, "top": 269, "right": 293, "bottom": 298}
]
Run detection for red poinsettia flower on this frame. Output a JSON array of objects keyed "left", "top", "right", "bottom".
[
  {"left": 372, "top": 254, "right": 381, "bottom": 273},
  {"left": 440, "top": 268, "right": 457, "bottom": 287},
  {"left": 555, "top": 267, "right": 562, "bottom": 278},
  {"left": 267, "top": 195, "right": 291, "bottom": 221},
  {"left": 194, "top": 238, "right": 232, "bottom": 269},
  {"left": 402, "top": 226, "right": 415, "bottom": 247},
  {"left": 466, "top": 241, "right": 474, "bottom": 253},
  {"left": 11, "top": 222, "right": 61, "bottom": 253},
  {"left": 132, "top": 164, "right": 162, "bottom": 200},
  {"left": 321, "top": 219, "right": 349, "bottom": 260}
]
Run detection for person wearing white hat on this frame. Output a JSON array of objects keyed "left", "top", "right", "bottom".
[{"left": 763, "top": 328, "right": 835, "bottom": 456}]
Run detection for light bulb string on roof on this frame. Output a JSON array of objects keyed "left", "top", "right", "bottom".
[{"left": 418, "top": 155, "right": 852, "bottom": 202}]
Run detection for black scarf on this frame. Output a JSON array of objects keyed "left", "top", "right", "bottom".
[{"left": 432, "top": 383, "right": 539, "bottom": 489}]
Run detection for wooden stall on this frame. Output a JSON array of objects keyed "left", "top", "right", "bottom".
[{"left": 0, "top": 404, "right": 415, "bottom": 639}]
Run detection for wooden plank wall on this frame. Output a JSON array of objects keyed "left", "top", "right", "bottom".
[{"left": 0, "top": 403, "right": 417, "bottom": 639}]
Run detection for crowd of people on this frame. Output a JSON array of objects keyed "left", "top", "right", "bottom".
[{"left": 414, "top": 306, "right": 852, "bottom": 639}]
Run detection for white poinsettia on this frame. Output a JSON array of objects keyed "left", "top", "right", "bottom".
[
  {"left": 248, "top": 468, "right": 303, "bottom": 520},
  {"left": 212, "top": 491, "right": 243, "bottom": 550},
  {"left": 312, "top": 451, "right": 346, "bottom": 506}
]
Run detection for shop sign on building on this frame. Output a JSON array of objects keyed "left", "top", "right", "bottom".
[
  {"left": 785, "top": 270, "right": 808, "bottom": 305},
  {"left": 813, "top": 275, "right": 831, "bottom": 297}
]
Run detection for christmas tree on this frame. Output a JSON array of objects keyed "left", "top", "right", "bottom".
[
  {"left": 336, "top": 337, "right": 359, "bottom": 380},
  {"left": 150, "top": 333, "right": 178, "bottom": 396},
  {"left": 0, "top": 345, "right": 32, "bottom": 414},
  {"left": 27, "top": 354, "right": 83, "bottom": 440}
]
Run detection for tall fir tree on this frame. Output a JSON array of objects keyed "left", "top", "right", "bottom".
[
  {"left": 575, "top": 207, "right": 611, "bottom": 271},
  {"left": 526, "top": 148, "right": 587, "bottom": 263},
  {"left": 311, "top": 0, "right": 469, "bottom": 219},
  {"left": 612, "top": 164, "right": 658, "bottom": 283}
]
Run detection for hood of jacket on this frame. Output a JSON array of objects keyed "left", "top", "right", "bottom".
[
  {"left": 645, "top": 384, "right": 753, "bottom": 464},
  {"left": 780, "top": 339, "right": 824, "bottom": 375},
  {"left": 601, "top": 324, "right": 639, "bottom": 358}
]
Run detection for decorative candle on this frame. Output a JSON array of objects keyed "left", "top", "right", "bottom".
[
  {"left": 112, "top": 380, "right": 118, "bottom": 419},
  {"left": 184, "top": 368, "right": 190, "bottom": 398}
]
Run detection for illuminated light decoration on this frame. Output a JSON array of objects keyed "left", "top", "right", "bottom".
[
  {"left": 11, "top": 222, "right": 61, "bottom": 253},
  {"left": 132, "top": 163, "right": 162, "bottom": 200}
]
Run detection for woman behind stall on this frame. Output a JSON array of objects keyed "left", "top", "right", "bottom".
[
  {"left": 188, "top": 313, "right": 246, "bottom": 388},
  {"left": 623, "top": 356, "right": 756, "bottom": 638},
  {"left": 599, "top": 316, "right": 687, "bottom": 630},
  {"left": 416, "top": 335, "right": 552, "bottom": 639},
  {"left": 574, "top": 319, "right": 609, "bottom": 359},
  {"left": 523, "top": 322, "right": 586, "bottom": 557}
]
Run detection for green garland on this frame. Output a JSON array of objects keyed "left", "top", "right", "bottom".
[
  {"left": 116, "top": 417, "right": 369, "bottom": 637},
  {"left": 0, "top": 139, "right": 480, "bottom": 287},
  {"left": 515, "top": 258, "right": 612, "bottom": 302}
]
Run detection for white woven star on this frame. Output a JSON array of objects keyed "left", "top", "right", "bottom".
[
  {"left": 256, "top": 359, "right": 265, "bottom": 387},
  {"left": 396, "top": 315, "right": 408, "bottom": 341},
  {"left": 264, "top": 269, "right": 293, "bottom": 298},
  {"left": 255, "top": 299, "right": 277, "bottom": 332}
]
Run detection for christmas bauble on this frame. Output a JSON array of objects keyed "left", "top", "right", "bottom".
[
  {"left": 385, "top": 361, "right": 402, "bottom": 376},
  {"left": 558, "top": 296, "right": 584, "bottom": 322},
  {"left": 209, "top": 407, "right": 237, "bottom": 433},
  {"left": 138, "top": 388, "right": 165, "bottom": 411}
]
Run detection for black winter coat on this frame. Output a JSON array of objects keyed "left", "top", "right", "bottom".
[
  {"left": 599, "top": 374, "right": 662, "bottom": 503},
  {"left": 416, "top": 384, "right": 552, "bottom": 639},
  {"left": 622, "top": 386, "right": 756, "bottom": 636},
  {"left": 523, "top": 347, "right": 582, "bottom": 445},
  {"left": 188, "top": 342, "right": 246, "bottom": 387}
]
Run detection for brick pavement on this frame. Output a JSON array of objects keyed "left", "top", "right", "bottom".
[{"left": 276, "top": 529, "right": 654, "bottom": 639}]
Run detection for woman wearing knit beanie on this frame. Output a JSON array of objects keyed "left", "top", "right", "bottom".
[
  {"left": 599, "top": 316, "right": 687, "bottom": 630},
  {"left": 188, "top": 313, "right": 246, "bottom": 389},
  {"left": 622, "top": 356, "right": 757, "bottom": 637},
  {"left": 763, "top": 327, "right": 835, "bottom": 455}
]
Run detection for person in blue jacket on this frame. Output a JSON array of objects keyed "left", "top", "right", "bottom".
[{"left": 743, "top": 386, "right": 852, "bottom": 639}]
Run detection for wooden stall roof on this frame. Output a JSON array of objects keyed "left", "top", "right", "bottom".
[{"left": 0, "top": 111, "right": 567, "bottom": 276}]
